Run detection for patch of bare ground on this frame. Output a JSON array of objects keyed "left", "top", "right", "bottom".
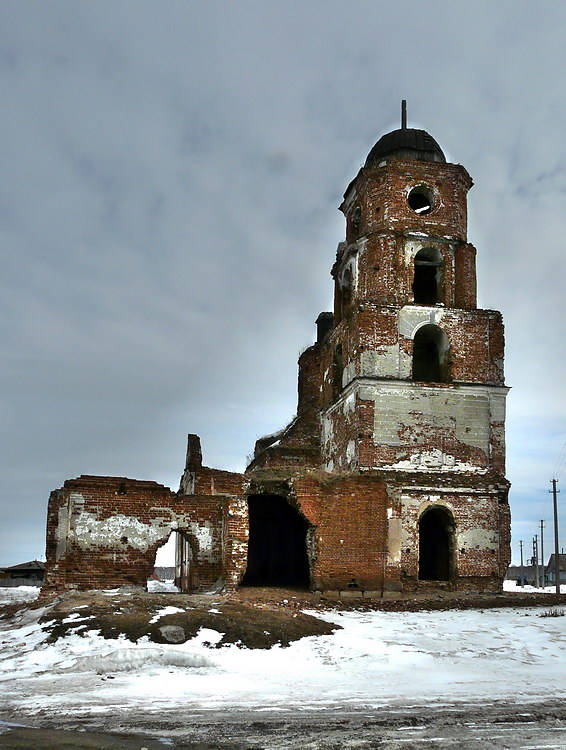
[
  {"left": 27, "top": 589, "right": 338, "bottom": 648},
  {"left": 233, "top": 585, "right": 565, "bottom": 612}
]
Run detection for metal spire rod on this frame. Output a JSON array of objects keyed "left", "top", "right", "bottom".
[{"left": 401, "top": 100, "right": 407, "bottom": 129}]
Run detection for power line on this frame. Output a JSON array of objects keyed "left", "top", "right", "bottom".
[{"left": 554, "top": 438, "right": 566, "bottom": 481}]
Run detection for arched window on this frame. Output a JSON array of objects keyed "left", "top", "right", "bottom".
[
  {"left": 412, "top": 324, "right": 449, "bottom": 383},
  {"left": 418, "top": 506, "right": 455, "bottom": 581},
  {"left": 340, "top": 268, "right": 353, "bottom": 319},
  {"left": 413, "top": 247, "right": 443, "bottom": 305},
  {"left": 352, "top": 206, "right": 361, "bottom": 232}
]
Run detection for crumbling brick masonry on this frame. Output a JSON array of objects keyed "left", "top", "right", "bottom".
[{"left": 44, "top": 113, "right": 510, "bottom": 596}]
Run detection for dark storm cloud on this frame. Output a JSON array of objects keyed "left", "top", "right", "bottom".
[{"left": 1, "top": 0, "right": 565, "bottom": 564}]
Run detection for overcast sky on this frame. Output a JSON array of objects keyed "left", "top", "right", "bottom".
[{"left": 1, "top": 1, "right": 565, "bottom": 568}]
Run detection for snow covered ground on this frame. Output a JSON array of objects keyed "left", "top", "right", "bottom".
[
  {"left": 503, "top": 579, "right": 566, "bottom": 594},
  {"left": 0, "top": 586, "right": 42, "bottom": 605},
  {"left": 0, "top": 586, "right": 564, "bottom": 721}
]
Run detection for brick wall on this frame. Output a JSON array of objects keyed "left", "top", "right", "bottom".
[{"left": 44, "top": 474, "right": 237, "bottom": 593}]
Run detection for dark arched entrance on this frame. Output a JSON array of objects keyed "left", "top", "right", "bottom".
[
  {"left": 242, "top": 494, "right": 310, "bottom": 587},
  {"left": 418, "top": 506, "right": 455, "bottom": 581}
]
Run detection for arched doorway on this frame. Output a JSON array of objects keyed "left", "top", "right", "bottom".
[
  {"left": 242, "top": 495, "right": 310, "bottom": 587},
  {"left": 418, "top": 506, "right": 455, "bottom": 581}
]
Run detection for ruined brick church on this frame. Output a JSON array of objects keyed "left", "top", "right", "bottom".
[{"left": 45, "top": 108, "right": 511, "bottom": 595}]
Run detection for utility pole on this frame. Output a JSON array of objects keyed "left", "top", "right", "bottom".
[
  {"left": 550, "top": 479, "right": 560, "bottom": 595},
  {"left": 519, "top": 540, "right": 524, "bottom": 587},
  {"left": 539, "top": 519, "right": 545, "bottom": 588},
  {"left": 533, "top": 535, "right": 539, "bottom": 589}
]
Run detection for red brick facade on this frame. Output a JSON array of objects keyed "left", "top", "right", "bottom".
[{"left": 44, "top": 120, "right": 510, "bottom": 595}]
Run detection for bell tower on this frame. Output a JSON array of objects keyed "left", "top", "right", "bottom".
[
  {"left": 315, "top": 104, "right": 510, "bottom": 590},
  {"left": 248, "top": 103, "right": 510, "bottom": 593},
  {"left": 324, "top": 104, "right": 506, "bottom": 478}
]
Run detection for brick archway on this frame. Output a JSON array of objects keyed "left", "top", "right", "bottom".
[{"left": 242, "top": 494, "right": 310, "bottom": 587}]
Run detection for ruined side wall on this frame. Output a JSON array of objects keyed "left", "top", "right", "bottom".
[{"left": 44, "top": 475, "right": 234, "bottom": 593}]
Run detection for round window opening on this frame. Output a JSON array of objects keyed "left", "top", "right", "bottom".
[{"left": 408, "top": 186, "right": 434, "bottom": 215}]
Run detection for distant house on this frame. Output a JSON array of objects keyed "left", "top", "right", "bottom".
[
  {"left": 0, "top": 560, "right": 45, "bottom": 587},
  {"left": 545, "top": 554, "right": 566, "bottom": 585},
  {"left": 505, "top": 564, "right": 536, "bottom": 586}
]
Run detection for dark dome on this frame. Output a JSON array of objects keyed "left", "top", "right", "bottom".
[{"left": 365, "top": 127, "right": 445, "bottom": 165}]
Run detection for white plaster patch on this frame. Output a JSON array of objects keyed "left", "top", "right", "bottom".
[
  {"left": 55, "top": 504, "right": 71, "bottom": 561},
  {"left": 228, "top": 497, "right": 248, "bottom": 517},
  {"left": 387, "top": 517, "right": 402, "bottom": 565},
  {"left": 372, "top": 382, "right": 492, "bottom": 457},
  {"left": 322, "top": 415, "right": 334, "bottom": 448},
  {"left": 346, "top": 440, "right": 356, "bottom": 464},
  {"left": 399, "top": 306, "right": 445, "bottom": 340},
  {"left": 458, "top": 528, "right": 499, "bottom": 552},
  {"left": 71, "top": 512, "right": 169, "bottom": 552},
  {"left": 343, "top": 393, "right": 356, "bottom": 415},
  {"left": 188, "top": 522, "right": 214, "bottom": 560},
  {"left": 361, "top": 347, "right": 400, "bottom": 379},
  {"left": 180, "top": 471, "right": 196, "bottom": 495},
  {"left": 384, "top": 451, "right": 488, "bottom": 474},
  {"left": 342, "top": 361, "right": 356, "bottom": 388}
]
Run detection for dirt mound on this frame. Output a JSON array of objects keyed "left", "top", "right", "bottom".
[{"left": 33, "top": 590, "right": 338, "bottom": 649}]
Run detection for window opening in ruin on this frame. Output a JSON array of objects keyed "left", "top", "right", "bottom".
[
  {"left": 408, "top": 185, "right": 434, "bottom": 215},
  {"left": 412, "top": 324, "right": 449, "bottom": 383},
  {"left": 332, "top": 344, "right": 343, "bottom": 398},
  {"left": 418, "top": 506, "right": 455, "bottom": 581},
  {"left": 340, "top": 268, "right": 353, "bottom": 319},
  {"left": 413, "top": 247, "right": 443, "bottom": 305},
  {"left": 242, "top": 494, "right": 310, "bottom": 588},
  {"left": 352, "top": 206, "right": 361, "bottom": 232}
]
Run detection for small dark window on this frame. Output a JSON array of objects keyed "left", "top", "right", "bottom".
[
  {"left": 352, "top": 206, "right": 361, "bottom": 231},
  {"left": 340, "top": 268, "right": 353, "bottom": 320},
  {"left": 408, "top": 186, "right": 434, "bottom": 215},
  {"left": 332, "top": 344, "right": 343, "bottom": 398},
  {"left": 413, "top": 247, "right": 443, "bottom": 305}
]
